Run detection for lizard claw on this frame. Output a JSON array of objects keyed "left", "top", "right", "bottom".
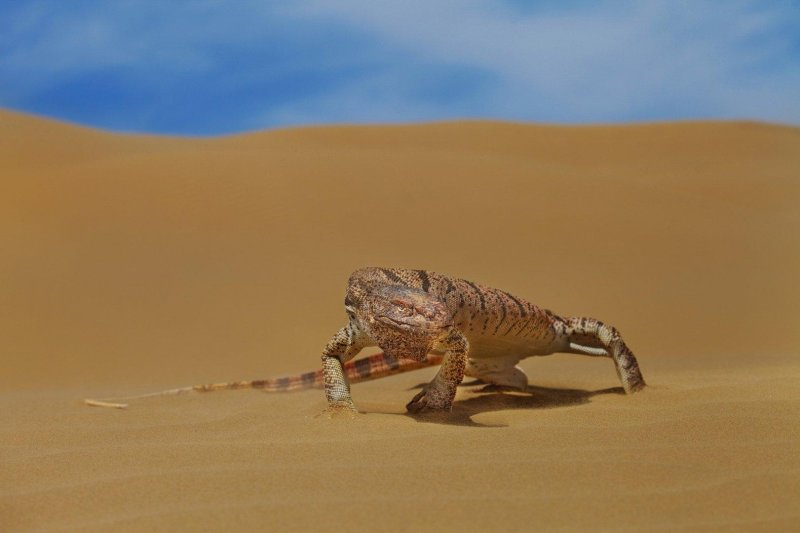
[
  {"left": 405, "top": 389, "right": 429, "bottom": 413},
  {"left": 405, "top": 388, "right": 453, "bottom": 413}
]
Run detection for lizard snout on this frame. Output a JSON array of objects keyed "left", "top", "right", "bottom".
[{"left": 365, "top": 285, "right": 452, "bottom": 345}]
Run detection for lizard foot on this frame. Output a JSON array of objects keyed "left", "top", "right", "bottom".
[
  {"left": 405, "top": 388, "right": 453, "bottom": 413},
  {"left": 317, "top": 401, "right": 359, "bottom": 419},
  {"left": 624, "top": 378, "right": 646, "bottom": 394}
]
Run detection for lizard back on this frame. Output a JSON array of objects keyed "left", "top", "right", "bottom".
[{"left": 347, "top": 267, "right": 569, "bottom": 359}]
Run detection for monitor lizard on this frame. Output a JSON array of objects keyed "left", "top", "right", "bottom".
[
  {"left": 322, "top": 267, "right": 645, "bottom": 415},
  {"left": 85, "top": 267, "right": 645, "bottom": 413}
]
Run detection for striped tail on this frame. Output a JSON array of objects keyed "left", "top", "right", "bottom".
[{"left": 84, "top": 352, "right": 443, "bottom": 409}]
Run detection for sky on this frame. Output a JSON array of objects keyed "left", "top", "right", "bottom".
[{"left": 1, "top": 0, "right": 798, "bottom": 135}]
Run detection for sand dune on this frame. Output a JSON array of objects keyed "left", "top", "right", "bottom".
[{"left": 1, "top": 109, "right": 798, "bottom": 531}]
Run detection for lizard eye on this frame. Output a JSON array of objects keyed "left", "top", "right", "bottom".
[{"left": 389, "top": 298, "right": 413, "bottom": 315}]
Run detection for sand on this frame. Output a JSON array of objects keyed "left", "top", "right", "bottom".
[{"left": 1, "top": 109, "right": 798, "bottom": 531}]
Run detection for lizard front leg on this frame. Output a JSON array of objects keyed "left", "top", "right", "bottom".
[
  {"left": 406, "top": 328, "right": 468, "bottom": 413},
  {"left": 321, "top": 325, "right": 364, "bottom": 415}
]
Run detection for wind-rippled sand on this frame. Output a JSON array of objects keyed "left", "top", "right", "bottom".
[{"left": 1, "top": 110, "right": 798, "bottom": 531}]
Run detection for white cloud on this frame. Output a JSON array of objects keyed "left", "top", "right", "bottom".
[{"left": 273, "top": 0, "right": 800, "bottom": 124}]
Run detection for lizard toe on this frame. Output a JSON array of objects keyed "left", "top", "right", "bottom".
[
  {"left": 406, "top": 389, "right": 454, "bottom": 413},
  {"left": 405, "top": 389, "right": 429, "bottom": 412}
]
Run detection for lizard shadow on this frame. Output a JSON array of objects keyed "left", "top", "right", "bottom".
[{"left": 401, "top": 382, "right": 625, "bottom": 427}]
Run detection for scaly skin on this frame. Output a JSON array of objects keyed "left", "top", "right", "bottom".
[
  {"left": 86, "top": 267, "right": 645, "bottom": 413},
  {"left": 85, "top": 351, "right": 442, "bottom": 409},
  {"left": 321, "top": 267, "right": 645, "bottom": 414}
]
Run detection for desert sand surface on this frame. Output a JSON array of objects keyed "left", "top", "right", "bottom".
[{"left": 1, "top": 108, "right": 799, "bottom": 531}]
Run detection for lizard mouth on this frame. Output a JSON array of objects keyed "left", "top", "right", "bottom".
[
  {"left": 375, "top": 315, "right": 450, "bottom": 332},
  {"left": 376, "top": 315, "right": 421, "bottom": 331}
]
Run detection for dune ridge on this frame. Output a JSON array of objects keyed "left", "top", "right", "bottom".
[{"left": 1, "top": 109, "right": 798, "bottom": 531}]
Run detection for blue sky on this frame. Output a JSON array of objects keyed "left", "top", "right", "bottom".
[{"left": 1, "top": 1, "right": 798, "bottom": 135}]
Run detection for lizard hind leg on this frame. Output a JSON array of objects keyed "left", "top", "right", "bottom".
[{"left": 566, "top": 317, "right": 646, "bottom": 393}]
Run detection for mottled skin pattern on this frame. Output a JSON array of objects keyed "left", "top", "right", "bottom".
[
  {"left": 84, "top": 352, "right": 441, "bottom": 408},
  {"left": 322, "top": 267, "right": 645, "bottom": 414}
]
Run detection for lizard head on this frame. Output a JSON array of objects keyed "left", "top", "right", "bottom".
[{"left": 358, "top": 285, "right": 451, "bottom": 361}]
